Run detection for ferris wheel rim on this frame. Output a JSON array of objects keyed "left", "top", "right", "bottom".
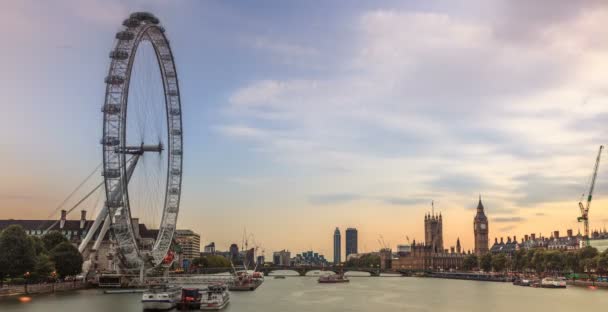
[{"left": 100, "top": 12, "right": 183, "bottom": 270}]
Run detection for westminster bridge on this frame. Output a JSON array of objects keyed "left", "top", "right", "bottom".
[{"left": 190, "top": 266, "right": 413, "bottom": 277}]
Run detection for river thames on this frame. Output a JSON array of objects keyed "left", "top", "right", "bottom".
[{"left": 1, "top": 275, "right": 607, "bottom": 312}]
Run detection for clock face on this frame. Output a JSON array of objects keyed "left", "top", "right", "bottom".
[{"left": 481, "top": 223, "right": 487, "bottom": 230}]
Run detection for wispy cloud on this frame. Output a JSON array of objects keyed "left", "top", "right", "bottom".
[
  {"left": 380, "top": 197, "right": 428, "bottom": 206},
  {"left": 308, "top": 193, "right": 361, "bottom": 205},
  {"left": 493, "top": 217, "right": 525, "bottom": 223}
]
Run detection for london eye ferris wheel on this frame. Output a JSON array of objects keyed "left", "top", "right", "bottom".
[{"left": 80, "top": 12, "right": 183, "bottom": 271}]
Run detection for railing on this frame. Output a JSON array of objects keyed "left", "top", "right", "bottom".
[{"left": 0, "top": 281, "right": 85, "bottom": 296}]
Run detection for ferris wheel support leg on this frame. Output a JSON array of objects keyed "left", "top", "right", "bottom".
[
  {"left": 93, "top": 213, "right": 111, "bottom": 251},
  {"left": 78, "top": 206, "right": 108, "bottom": 253},
  {"left": 139, "top": 262, "right": 145, "bottom": 284}
]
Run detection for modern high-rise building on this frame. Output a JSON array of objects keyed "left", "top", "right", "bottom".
[
  {"left": 272, "top": 250, "right": 291, "bottom": 266},
  {"left": 345, "top": 228, "right": 358, "bottom": 258},
  {"left": 474, "top": 196, "right": 489, "bottom": 256},
  {"left": 203, "top": 242, "right": 215, "bottom": 254},
  {"left": 174, "top": 229, "right": 201, "bottom": 262},
  {"left": 229, "top": 243, "right": 239, "bottom": 262},
  {"left": 333, "top": 227, "right": 341, "bottom": 264}
]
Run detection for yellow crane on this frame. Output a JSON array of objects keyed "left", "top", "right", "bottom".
[{"left": 578, "top": 145, "right": 603, "bottom": 247}]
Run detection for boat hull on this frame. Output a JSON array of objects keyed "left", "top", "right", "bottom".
[
  {"left": 200, "top": 300, "right": 229, "bottom": 310},
  {"left": 141, "top": 300, "right": 177, "bottom": 310},
  {"left": 318, "top": 280, "right": 350, "bottom": 283}
]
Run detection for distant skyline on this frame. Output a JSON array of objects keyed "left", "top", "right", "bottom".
[{"left": 3, "top": 0, "right": 608, "bottom": 259}]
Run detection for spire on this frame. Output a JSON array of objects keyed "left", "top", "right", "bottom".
[{"left": 477, "top": 195, "right": 484, "bottom": 212}]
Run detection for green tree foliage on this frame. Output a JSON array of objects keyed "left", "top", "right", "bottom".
[
  {"left": 596, "top": 254, "right": 608, "bottom": 275},
  {"left": 491, "top": 253, "right": 507, "bottom": 272},
  {"left": 579, "top": 246, "right": 599, "bottom": 260},
  {"left": 480, "top": 253, "right": 493, "bottom": 272},
  {"left": 33, "top": 254, "right": 55, "bottom": 281},
  {"left": 565, "top": 252, "right": 580, "bottom": 273},
  {"left": 513, "top": 249, "right": 527, "bottom": 272},
  {"left": 531, "top": 249, "right": 546, "bottom": 273},
  {"left": 204, "top": 255, "right": 231, "bottom": 268},
  {"left": 345, "top": 254, "right": 380, "bottom": 268},
  {"left": 29, "top": 236, "right": 47, "bottom": 256},
  {"left": 50, "top": 242, "right": 83, "bottom": 277},
  {"left": 462, "top": 254, "right": 478, "bottom": 271},
  {"left": 192, "top": 256, "right": 209, "bottom": 268},
  {"left": 42, "top": 231, "right": 68, "bottom": 252},
  {"left": 0, "top": 225, "right": 36, "bottom": 279},
  {"left": 544, "top": 251, "right": 565, "bottom": 273}
]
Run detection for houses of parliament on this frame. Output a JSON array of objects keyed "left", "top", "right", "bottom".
[{"left": 384, "top": 197, "right": 489, "bottom": 271}]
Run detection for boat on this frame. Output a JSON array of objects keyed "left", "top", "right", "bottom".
[
  {"left": 318, "top": 273, "right": 349, "bottom": 284},
  {"left": 541, "top": 277, "right": 567, "bottom": 288},
  {"left": 141, "top": 285, "right": 181, "bottom": 310},
  {"left": 177, "top": 288, "right": 202, "bottom": 310},
  {"left": 512, "top": 278, "right": 531, "bottom": 286},
  {"left": 274, "top": 275, "right": 286, "bottom": 279},
  {"left": 229, "top": 271, "right": 262, "bottom": 291},
  {"left": 200, "top": 284, "right": 230, "bottom": 310}
]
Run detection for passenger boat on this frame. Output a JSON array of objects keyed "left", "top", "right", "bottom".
[
  {"left": 513, "top": 278, "right": 531, "bottom": 286},
  {"left": 274, "top": 275, "right": 286, "bottom": 279},
  {"left": 541, "top": 277, "right": 567, "bottom": 288},
  {"left": 177, "top": 288, "right": 202, "bottom": 309},
  {"left": 318, "top": 273, "right": 349, "bottom": 283},
  {"left": 141, "top": 285, "right": 181, "bottom": 310},
  {"left": 229, "top": 271, "right": 262, "bottom": 291},
  {"left": 200, "top": 284, "right": 230, "bottom": 310}
]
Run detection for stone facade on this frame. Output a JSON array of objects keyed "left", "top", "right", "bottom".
[
  {"left": 424, "top": 212, "right": 443, "bottom": 253},
  {"left": 473, "top": 196, "right": 489, "bottom": 256}
]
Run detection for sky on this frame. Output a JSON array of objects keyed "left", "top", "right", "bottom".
[{"left": 3, "top": 0, "right": 608, "bottom": 261}]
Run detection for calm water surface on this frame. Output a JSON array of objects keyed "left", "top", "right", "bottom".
[{"left": 1, "top": 275, "right": 607, "bottom": 312}]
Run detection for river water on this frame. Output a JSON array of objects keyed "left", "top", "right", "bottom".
[{"left": 1, "top": 274, "right": 607, "bottom": 312}]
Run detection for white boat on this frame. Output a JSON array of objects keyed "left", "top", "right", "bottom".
[
  {"left": 541, "top": 277, "right": 567, "bottom": 288},
  {"left": 141, "top": 285, "right": 181, "bottom": 310},
  {"left": 200, "top": 284, "right": 230, "bottom": 310}
]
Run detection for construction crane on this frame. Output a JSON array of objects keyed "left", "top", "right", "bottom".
[{"left": 578, "top": 145, "right": 603, "bottom": 247}]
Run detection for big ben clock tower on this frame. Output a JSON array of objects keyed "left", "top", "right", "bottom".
[{"left": 474, "top": 196, "right": 489, "bottom": 256}]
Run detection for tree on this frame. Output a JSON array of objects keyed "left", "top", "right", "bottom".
[
  {"left": 565, "top": 252, "right": 580, "bottom": 273},
  {"left": 544, "top": 251, "right": 565, "bottom": 274},
  {"left": 33, "top": 254, "right": 55, "bottom": 281},
  {"left": 597, "top": 254, "right": 608, "bottom": 275},
  {"left": 42, "top": 231, "right": 68, "bottom": 252},
  {"left": 531, "top": 250, "right": 545, "bottom": 274},
  {"left": 524, "top": 249, "right": 536, "bottom": 273},
  {"left": 51, "top": 242, "right": 83, "bottom": 278},
  {"left": 513, "top": 249, "right": 527, "bottom": 272},
  {"left": 491, "top": 254, "right": 507, "bottom": 273},
  {"left": 345, "top": 254, "right": 380, "bottom": 268},
  {"left": 0, "top": 225, "right": 36, "bottom": 280},
  {"left": 480, "top": 253, "right": 493, "bottom": 272},
  {"left": 579, "top": 246, "right": 599, "bottom": 259},
  {"left": 462, "top": 254, "right": 478, "bottom": 271},
  {"left": 29, "top": 236, "right": 47, "bottom": 256},
  {"left": 206, "top": 255, "right": 231, "bottom": 268},
  {"left": 192, "top": 256, "right": 209, "bottom": 268}
]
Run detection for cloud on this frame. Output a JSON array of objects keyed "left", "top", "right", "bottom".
[
  {"left": 499, "top": 225, "right": 517, "bottom": 232},
  {"left": 535, "top": 212, "right": 546, "bottom": 216},
  {"left": 219, "top": 4, "right": 608, "bottom": 221},
  {"left": 493, "top": 217, "right": 525, "bottom": 223},
  {"left": 381, "top": 197, "right": 428, "bottom": 206},
  {"left": 513, "top": 173, "right": 583, "bottom": 206},
  {"left": 308, "top": 193, "right": 361, "bottom": 205}
]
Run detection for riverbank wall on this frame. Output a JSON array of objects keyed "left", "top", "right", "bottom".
[
  {"left": 0, "top": 281, "right": 85, "bottom": 297},
  {"left": 567, "top": 280, "right": 608, "bottom": 289}
]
